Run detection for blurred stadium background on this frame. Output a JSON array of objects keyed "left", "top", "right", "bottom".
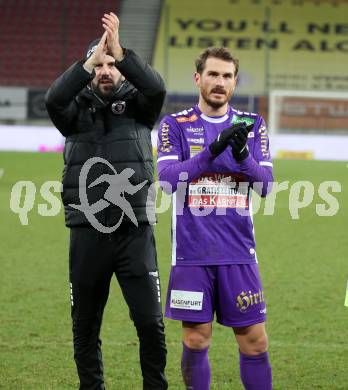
[{"left": 1, "top": 0, "right": 347, "bottom": 389}]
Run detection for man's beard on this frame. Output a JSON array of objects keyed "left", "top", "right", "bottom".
[
  {"left": 94, "top": 78, "right": 117, "bottom": 99},
  {"left": 201, "top": 86, "right": 232, "bottom": 109},
  {"left": 92, "top": 76, "right": 124, "bottom": 100}
]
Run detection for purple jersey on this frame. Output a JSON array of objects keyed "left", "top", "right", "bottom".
[{"left": 157, "top": 105, "right": 273, "bottom": 266}]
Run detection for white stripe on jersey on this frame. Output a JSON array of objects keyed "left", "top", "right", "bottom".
[
  {"left": 259, "top": 161, "right": 273, "bottom": 167},
  {"left": 157, "top": 155, "right": 179, "bottom": 163},
  {"left": 248, "top": 192, "right": 258, "bottom": 264},
  {"left": 171, "top": 193, "right": 177, "bottom": 266}
]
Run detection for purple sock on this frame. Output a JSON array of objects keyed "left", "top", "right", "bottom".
[
  {"left": 181, "top": 342, "right": 211, "bottom": 390},
  {"left": 239, "top": 351, "right": 272, "bottom": 390}
]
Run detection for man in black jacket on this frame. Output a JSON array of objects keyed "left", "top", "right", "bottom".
[{"left": 45, "top": 12, "right": 167, "bottom": 390}]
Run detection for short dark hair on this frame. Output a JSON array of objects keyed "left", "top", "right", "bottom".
[{"left": 195, "top": 47, "right": 239, "bottom": 76}]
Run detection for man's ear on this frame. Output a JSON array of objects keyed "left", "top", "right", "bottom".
[{"left": 194, "top": 72, "right": 200, "bottom": 87}]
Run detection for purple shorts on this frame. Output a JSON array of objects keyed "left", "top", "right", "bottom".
[{"left": 165, "top": 264, "right": 266, "bottom": 327}]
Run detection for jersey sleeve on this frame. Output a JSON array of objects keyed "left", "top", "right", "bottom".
[
  {"left": 157, "top": 116, "right": 183, "bottom": 163},
  {"left": 156, "top": 115, "right": 214, "bottom": 193},
  {"left": 252, "top": 116, "right": 273, "bottom": 168},
  {"left": 237, "top": 116, "right": 274, "bottom": 197}
]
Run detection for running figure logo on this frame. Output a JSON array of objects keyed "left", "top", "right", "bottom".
[{"left": 70, "top": 157, "right": 147, "bottom": 233}]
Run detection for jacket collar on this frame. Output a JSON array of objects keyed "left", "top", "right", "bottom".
[{"left": 79, "top": 80, "right": 135, "bottom": 108}]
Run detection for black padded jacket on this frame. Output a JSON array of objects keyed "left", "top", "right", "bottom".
[{"left": 45, "top": 49, "right": 166, "bottom": 228}]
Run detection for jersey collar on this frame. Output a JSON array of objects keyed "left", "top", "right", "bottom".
[{"left": 194, "top": 104, "right": 231, "bottom": 123}]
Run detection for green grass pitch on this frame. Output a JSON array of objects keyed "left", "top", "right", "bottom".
[{"left": 0, "top": 152, "right": 347, "bottom": 389}]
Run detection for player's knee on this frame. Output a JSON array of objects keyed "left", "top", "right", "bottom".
[
  {"left": 254, "top": 333, "right": 268, "bottom": 353},
  {"left": 183, "top": 332, "right": 211, "bottom": 349},
  {"left": 244, "top": 332, "right": 268, "bottom": 355}
]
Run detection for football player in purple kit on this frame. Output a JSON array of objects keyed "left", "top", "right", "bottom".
[{"left": 156, "top": 47, "right": 273, "bottom": 390}]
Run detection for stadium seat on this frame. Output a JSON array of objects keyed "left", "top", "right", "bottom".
[{"left": 0, "top": 1, "right": 120, "bottom": 87}]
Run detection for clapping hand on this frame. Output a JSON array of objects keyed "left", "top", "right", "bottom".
[{"left": 102, "top": 12, "right": 124, "bottom": 62}]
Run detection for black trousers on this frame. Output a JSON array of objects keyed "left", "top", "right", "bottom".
[{"left": 69, "top": 224, "right": 168, "bottom": 390}]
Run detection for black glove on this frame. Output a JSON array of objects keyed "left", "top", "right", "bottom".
[
  {"left": 209, "top": 122, "right": 250, "bottom": 157},
  {"left": 228, "top": 124, "right": 250, "bottom": 162}
]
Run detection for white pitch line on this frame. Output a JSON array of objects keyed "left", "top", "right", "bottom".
[{"left": 0, "top": 168, "right": 3, "bottom": 178}]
